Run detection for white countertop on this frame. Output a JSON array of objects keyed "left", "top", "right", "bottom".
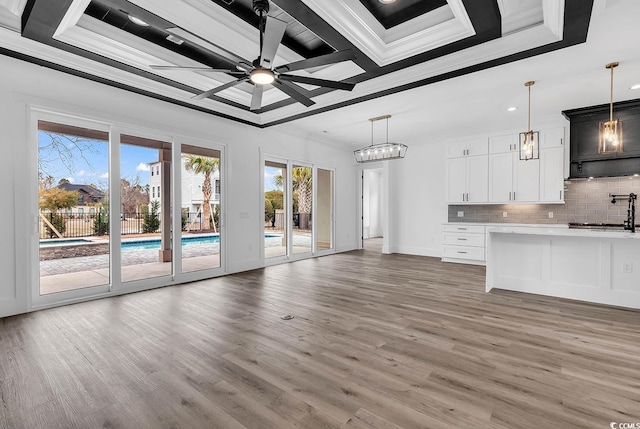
[
  {"left": 444, "top": 222, "right": 568, "bottom": 228},
  {"left": 486, "top": 225, "right": 640, "bottom": 240}
]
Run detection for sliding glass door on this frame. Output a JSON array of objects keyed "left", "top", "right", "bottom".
[
  {"left": 292, "top": 164, "right": 312, "bottom": 256},
  {"left": 315, "top": 168, "right": 334, "bottom": 253},
  {"left": 119, "top": 134, "right": 173, "bottom": 283},
  {"left": 263, "top": 159, "right": 334, "bottom": 262},
  {"left": 264, "top": 160, "right": 287, "bottom": 259},
  {"left": 180, "top": 144, "right": 222, "bottom": 273},
  {"left": 37, "top": 119, "right": 111, "bottom": 297}
]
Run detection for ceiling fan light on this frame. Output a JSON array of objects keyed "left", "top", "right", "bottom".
[
  {"left": 250, "top": 67, "right": 275, "bottom": 85},
  {"left": 128, "top": 15, "right": 149, "bottom": 26}
]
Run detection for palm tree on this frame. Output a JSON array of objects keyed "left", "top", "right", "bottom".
[
  {"left": 184, "top": 155, "right": 219, "bottom": 230},
  {"left": 274, "top": 166, "right": 312, "bottom": 214}
]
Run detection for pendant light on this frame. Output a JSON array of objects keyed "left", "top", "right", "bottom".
[
  {"left": 354, "top": 115, "right": 408, "bottom": 163},
  {"left": 519, "top": 81, "right": 539, "bottom": 161},
  {"left": 599, "top": 62, "right": 623, "bottom": 153}
]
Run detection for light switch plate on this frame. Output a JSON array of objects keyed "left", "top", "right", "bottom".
[
  {"left": 502, "top": 212, "right": 508, "bottom": 218},
  {"left": 457, "top": 211, "right": 464, "bottom": 218}
]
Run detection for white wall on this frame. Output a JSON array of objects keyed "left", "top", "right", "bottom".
[
  {"left": 0, "top": 55, "right": 359, "bottom": 317},
  {"left": 387, "top": 143, "right": 448, "bottom": 257},
  {"left": 363, "top": 169, "right": 383, "bottom": 238}
]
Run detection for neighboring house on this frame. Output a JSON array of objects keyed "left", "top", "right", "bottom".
[
  {"left": 56, "top": 183, "right": 105, "bottom": 215},
  {"left": 148, "top": 155, "right": 220, "bottom": 214}
]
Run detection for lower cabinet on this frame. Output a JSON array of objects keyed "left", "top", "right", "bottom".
[{"left": 441, "top": 224, "right": 486, "bottom": 265}]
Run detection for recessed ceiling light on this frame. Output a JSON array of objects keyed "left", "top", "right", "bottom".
[
  {"left": 128, "top": 15, "right": 149, "bottom": 26},
  {"left": 507, "top": 107, "right": 517, "bottom": 112},
  {"left": 378, "top": 0, "right": 396, "bottom": 3},
  {"left": 630, "top": 84, "right": 640, "bottom": 90}
]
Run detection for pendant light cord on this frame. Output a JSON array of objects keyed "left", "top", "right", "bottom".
[
  {"left": 528, "top": 84, "right": 531, "bottom": 131},
  {"left": 610, "top": 65, "right": 614, "bottom": 122}
]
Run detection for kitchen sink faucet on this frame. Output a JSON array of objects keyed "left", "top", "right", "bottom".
[{"left": 610, "top": 192, "right": 637, "bottom": 233}]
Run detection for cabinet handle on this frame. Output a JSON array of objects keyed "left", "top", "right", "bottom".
[
  {"left": 560, "top": 138, "right": 563, "bottom": 146},
  {"left": 560, "top": 190, "right": 562, "bottom": 200},
  {"left": 457, "top": 238, "right": 468, "bottom": 241},
  {"left": 457, "top": 228, "right": 467, "bottom": 230},
  {"left": 457, "top": 251, "right": 468, "bottom": 254},
  {"left": 509, "top": 192, "right": 511, "bottom": 200},
  {"left": 513, "top": 191, "right": 516, "bottom": 200}
]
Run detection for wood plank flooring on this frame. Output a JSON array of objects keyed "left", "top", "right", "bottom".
[{"left": 2, "top": 244, "right": 640, "bottom": 428}]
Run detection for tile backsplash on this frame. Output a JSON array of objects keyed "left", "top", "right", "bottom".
[{"left": 448, "top": 176, "right": 640, "bottom": 224}]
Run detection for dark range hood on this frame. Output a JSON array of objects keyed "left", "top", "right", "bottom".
[{"left": 563, "top": 98, "right": 640, "bottom": 178}]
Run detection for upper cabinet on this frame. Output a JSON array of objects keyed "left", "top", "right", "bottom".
[
  {"left": 447, "top": 139, "right": 488, "bottom": 158},
  {"left": 447, "top": 127, "right": 565, "bottom": 205}
]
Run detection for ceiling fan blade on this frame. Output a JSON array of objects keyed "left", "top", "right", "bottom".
[
  {"left": 150, "top": 65, "right": 237, "bottom": 72},
  {"left": 273, "top": 79, "right": 315, "bottom": 107},
  {"left": 260, "top": 16, "right": 287, "bottom": 68},
  {"left": 250, "top": 85, "right": 264, "bottom": 111},
  {"left": 274, "top": 50, "right": 355, "bottom": 73},
  {"left": 278, "top": 74, "right": 355, "bottom": 91},
  {"left": 192, "top": 78, "right": 247, "bottom": 101}
]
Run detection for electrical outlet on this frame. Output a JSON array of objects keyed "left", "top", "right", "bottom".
[
  {"left": 502, "top": 212, "right": 508, "bottom": 218},
  {"left": 457, "top": 211, "right": 464, "bottom": 218},
  {"left": 548, "top": 212, "right": 554, "bottom": 219},
  {"left": 623, "top": 262, "right": 633, "bottom": 273}
]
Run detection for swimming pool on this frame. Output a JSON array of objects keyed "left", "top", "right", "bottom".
[
  {"left": 39, "top": 239, "right": 92, "bottom": 247},
  {"left": 121, "top": 234, "right": 282, "bottom": 251}
]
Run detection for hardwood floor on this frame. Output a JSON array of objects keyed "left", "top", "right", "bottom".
[{"left": 2, "top": 248, "right": 640, "bottom": 428}]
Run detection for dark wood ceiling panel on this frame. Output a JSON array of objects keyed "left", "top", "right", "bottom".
[
  {"left": 208, "top": 0, "right": 333, "bottom": 58},
  {"left": 358, "top": 0, "right": 448, "bottom": 29},
  {"left": 16, "top": 0, "right": 595, "bottom": 126}
]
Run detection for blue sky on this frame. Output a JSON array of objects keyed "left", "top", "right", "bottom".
[
  {"left": 39, "top": 132, "right": 158, "bottom": 188},
  {"left": 264, "top": 166, "right": 283, "bottom": 192},
  {"left": 40, "top": 131, "right": 284, "bottom": 192}
]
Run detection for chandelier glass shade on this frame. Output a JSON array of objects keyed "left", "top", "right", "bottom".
[
  {"left": 599, "top": 62, "right": 623, "bottom": 154},
  {"left": 519, "top": 81, "right": 539, "bottom": 161},
  {"left": 354, "top": 115, "right": 408, "bottom": 163}
]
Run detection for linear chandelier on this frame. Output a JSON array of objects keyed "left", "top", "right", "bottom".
[{"left": 354, "top": 115, "right": 408, "bottom": 163}]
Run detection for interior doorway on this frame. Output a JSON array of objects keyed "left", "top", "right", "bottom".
[{"left": 362, "top": 168, "right": 384, "bottom": 251}]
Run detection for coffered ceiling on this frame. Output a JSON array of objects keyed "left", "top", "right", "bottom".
[{"left": 0, "top": 0, "right": 595, "bottom": 128}]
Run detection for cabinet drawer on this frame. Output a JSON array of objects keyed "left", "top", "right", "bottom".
[
  {"left": 443, "top": 245, "right": 485, "bottom": 261},
  {"left": 443, "top": 232, "right": 485, "bottom": 247},
  {"left": 443, "top": 225, "right": 485, "bottom": 234}
]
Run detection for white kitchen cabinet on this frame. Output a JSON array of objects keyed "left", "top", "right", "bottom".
[
  {"left": 540, "top": 146, "right": 565, "bottom": 202},
  {"left": 489, "top": 152, "right": 540, "bottom": 202},
  {"left": 488, "top": 133, "right": 518, "bottom": 154},
  {"left": 442, "top": 224, "right": 486, "bottom": 265},
  {"left": 540, "top": 127, "right": 564, "bottom": 149},
  {"left": 447, "top": 139, "right": 488, "bottom": 158},
  {"left": 446, "top": 155, "right": 488, "bottom": 203}
]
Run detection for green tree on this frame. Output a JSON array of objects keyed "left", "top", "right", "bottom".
[
  {"left": 265, "top": 190, "right": 283, "bottom": 210},
  {"left": 184, "top": 155, "right": 219, "bottom": 231},
  {"left": 265, "top": 198, "right": 274, "bottom": 223},
  {"left": 274, "top": 167, "right": 312, "bottom": 214},
  {"left": 93, "top": 204, "right": 109, "bottom": 236},
  {"left": 142, "top": 200, "right": 161, "bottom": 233}
]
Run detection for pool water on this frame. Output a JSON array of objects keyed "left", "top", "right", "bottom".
[
  {"left": 39, "top": 239, "right": 92, "bottom": 247},
  {"left": 41, "top": 234, "right": 282, "bottom": 250},
  {"left": 121, "top": 234, "right": 281, "bottom": 251}
]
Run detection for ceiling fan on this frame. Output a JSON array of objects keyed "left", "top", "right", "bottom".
[{"left": 150, "top": 0, "right": 357, "bottom": 111}]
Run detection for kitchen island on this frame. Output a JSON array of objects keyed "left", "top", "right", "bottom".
[{"left": 486, "top": 225, "right": 640, "bottom": 309}]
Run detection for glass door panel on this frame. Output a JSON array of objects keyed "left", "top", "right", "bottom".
[
  {"left": 38, "top": 120, "right": 110, "bottom": 295},
  {"left": 292, "top": 165, "right": 312, "bottom": 255},
  {"left": 180, "top": 144, "right": 221, "bottom": 273},
  {"left": 264, "top": 160, "right": 287, "bottom": 258},
  {"left": 120, "top": 134, "right": 172, "bottom": 282},
  {"left": 316, "top": 168, "right": 334, "bottom": 251}
]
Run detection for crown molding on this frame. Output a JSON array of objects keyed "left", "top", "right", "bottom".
[{"left": 299, "top": 0, "right": 475, "bottom": 66}]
